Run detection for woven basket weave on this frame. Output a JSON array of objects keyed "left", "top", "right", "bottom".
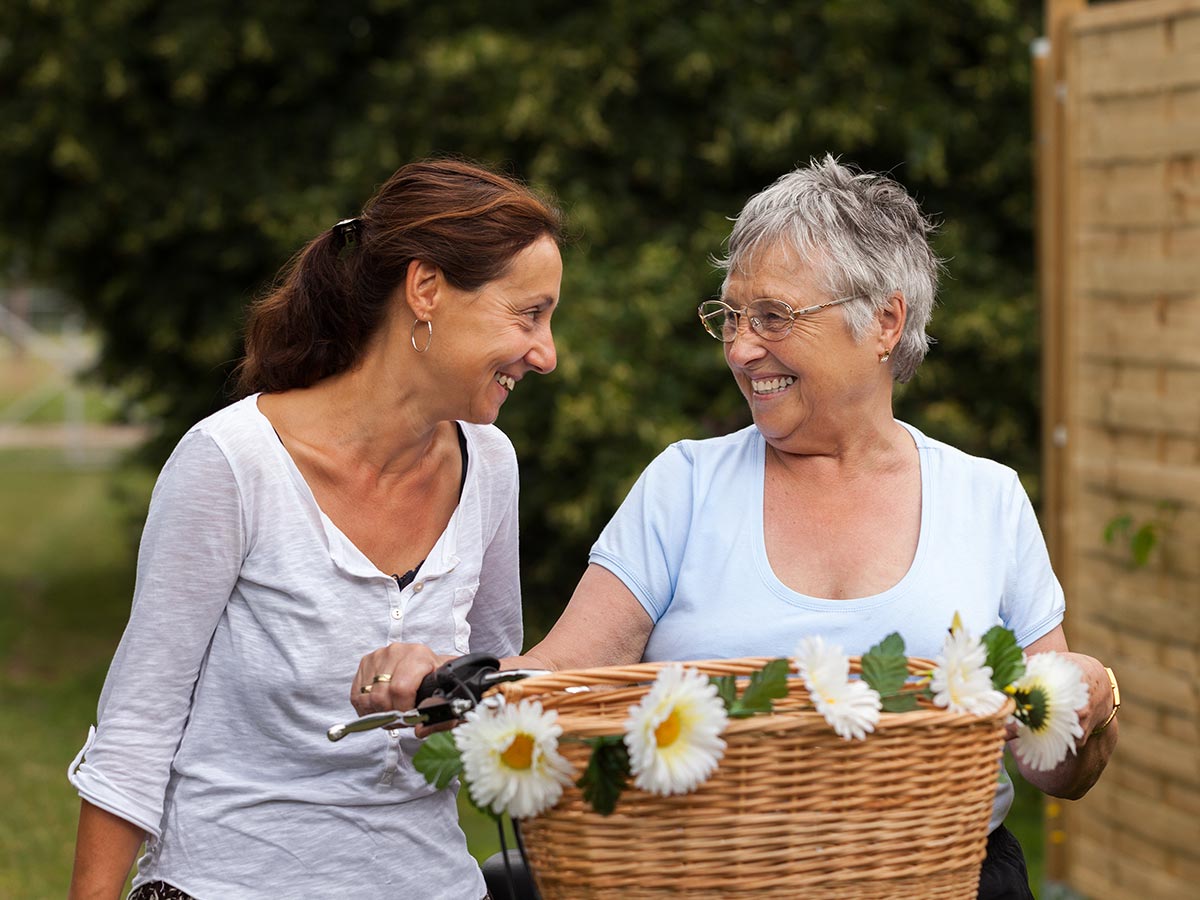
[{"left": 497, "top": 657, "right": 1012, "bottom": 899}]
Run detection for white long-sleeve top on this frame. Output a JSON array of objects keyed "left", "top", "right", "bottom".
[{"left": 69, "top": 395, "right": 522, "bottom": 899}]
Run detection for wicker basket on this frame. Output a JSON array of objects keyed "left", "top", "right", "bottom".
[{"left": 496, "top": 657, "right": 1013, "bottom": 899}]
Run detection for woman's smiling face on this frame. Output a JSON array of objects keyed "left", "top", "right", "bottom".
[
  {"left": 433, "top": 234, "right": 563, "bottom": 425},
  {"left": 721, "top": 242, "right": 883, "bottom": 449}
]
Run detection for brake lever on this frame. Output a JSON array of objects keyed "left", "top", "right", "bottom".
[{"left": 326, "top": 698, "right": 477, "bottom": 742}]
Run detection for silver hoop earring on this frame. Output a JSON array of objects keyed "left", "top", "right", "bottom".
[
  {"left": 879, "top": 349, "right": 891, "bottom": 363},
  {"left": 411, "top": 319, "right": 433, "bottom": 353}
]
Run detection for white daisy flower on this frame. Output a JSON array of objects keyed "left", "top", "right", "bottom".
[
  {"left": 1009, "top": 652, "right": 1090, "bottom": 771},
  {"left": 794, "top": 635, "right": 882, "bottom": 741},
  {"left": 454, "top": 698, "right": 575, "bottom": 818},
  {"left": 931, "top": 623, "right": 1008, "bottom": 715},
  {"left": 623, "top": 664, "right": 728, "bottom": 796}
]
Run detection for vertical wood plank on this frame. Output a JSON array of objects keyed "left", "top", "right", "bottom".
[{"left": 1039, "top": 0, "right": 1088, "bottom": 882}]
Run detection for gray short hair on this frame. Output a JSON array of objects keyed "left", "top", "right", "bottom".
[{"left": 715, "top": 155, "right": 941, "bottom": 382}]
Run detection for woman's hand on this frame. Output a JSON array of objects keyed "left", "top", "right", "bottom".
[
  {"left": 350, "top": 642, "right": 450, "bottom": 717},
  {"left": 1053, "top": 650, "right": 1118, "bottom": 735},
  {"left": 1012, "top": 628, "right": 1119, "bottom": 800}
]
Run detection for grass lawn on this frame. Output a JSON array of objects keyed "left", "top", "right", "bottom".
[
  {"left": 0, "top": 449, "right": 150, "bottom": 897},
  {"left": 0, "top": 446, "right": 1045, "bottom": 896}
]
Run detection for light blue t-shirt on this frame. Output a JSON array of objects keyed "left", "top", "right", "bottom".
[{"left": 589, "top": 421, "right": 1065, "bottom": 831}]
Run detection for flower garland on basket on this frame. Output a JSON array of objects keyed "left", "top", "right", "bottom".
[{"left": 413, "top": 613, "right": 1089, "bottom": 821}]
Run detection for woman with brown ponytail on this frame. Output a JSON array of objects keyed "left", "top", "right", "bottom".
[{"left": 67, "top": 159, "right": 564, "bottom": 900}]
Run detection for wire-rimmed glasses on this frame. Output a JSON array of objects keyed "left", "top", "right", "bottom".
[{"left": 696, "top": 296, "right": 857, "bottom": 342}]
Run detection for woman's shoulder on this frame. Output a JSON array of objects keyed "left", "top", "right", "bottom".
[
  {"left": 169, "top": 395, "right": 276, "bottom": 477},
  {"left": 185, "top": 394, "right": 261, "bottom": 435},
  {"left": 458, "top": 422, "right": 519, "bottom": 495},
  {"left": 898, "top": 419, "right": 1021, "bottom": 493},
  {"left": 188, "top": 393, "right": 264, "bottom": 439},
  {"left": 665, "top": 424, "right": 760, "bottom": 465},
  {"left": 458, "top": 421, "right": 517, "bottom": 463},
  {"left": 631, "top": 425, "right": 761, "bottom": 490}
]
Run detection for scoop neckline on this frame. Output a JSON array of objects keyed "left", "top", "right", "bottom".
[{"left": 752, "top": 420, "right": 931, "bottom": 611}]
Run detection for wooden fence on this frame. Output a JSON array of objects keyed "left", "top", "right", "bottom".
[{"left": 1038, "top": 1, "right": 1200, "bottom": 897}]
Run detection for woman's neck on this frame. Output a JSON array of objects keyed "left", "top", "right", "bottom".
[
  {"left": 764, "top": 412, "right": 912, "bottom": 481},
  {"left": 261, "top": 356, "right": 446, "bottom": 479}
]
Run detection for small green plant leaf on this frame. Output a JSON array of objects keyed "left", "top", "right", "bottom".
[
  {"left": 982, "top": 626, "right": 1025, "bottom": 690},
  {"left": 577, "top": 735, "right": 631, "bottom": 816},
  {"left": 1103, "top": 514, "right": 1133, "bottom": 545},
  {"left": 709, "top": 674, "right": 737, "bottom": 712},
  {"left": 1130, "top": 523, "right": 1158, "bottom": 567},
  {"left": 412, "top": 731, "right": 463, "bottom": 790},
  {"left": 730, "top": 658, "right": 790, "bottom": 718},
  {"left": 861, "top": 632, "right": 909, "bottom": 700}
]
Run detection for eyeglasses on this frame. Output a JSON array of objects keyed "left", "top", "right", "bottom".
[{"left": 696, "top": 296, "right": 857, "bottom": 342}]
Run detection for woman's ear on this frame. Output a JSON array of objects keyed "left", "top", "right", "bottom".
[
  {"left": 403, "top": 258, "right": 442, "bottom": 321},
  {"left": 878, "top": 290, "right": 907, "bottom": 351}
]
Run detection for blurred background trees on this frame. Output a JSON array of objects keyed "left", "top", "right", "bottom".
[{"left": 0, "top": 0, "right": 1042, "bottom": 629}]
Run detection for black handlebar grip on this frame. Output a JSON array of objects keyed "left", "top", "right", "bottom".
[
  {"left": 414, "top": 652, "right": 502, "bottom": 704},
  {"left": 415, "top": 670, "right": 441, "bottom": 705}
]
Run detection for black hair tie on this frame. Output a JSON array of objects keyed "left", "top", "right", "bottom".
[{"left": 331, "top": 217, "right": 364, "bottom": 255}]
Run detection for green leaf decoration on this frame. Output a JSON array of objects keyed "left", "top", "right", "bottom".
[
  {"left": 709, "top": 674, "right": 737, "bottom": 712},
  {"left": 881, "top": 692, "right": 921, "bottom": 713},
  {"left": 412, "top": 731, "right": 463, "bottom": 790},
  {"left": 861, "top": 632, "right": 909, "bottom": 700},
  {"left": 982, "top": 626, "right": 1025, "bottom": 690},
  {"left": 576, "top": 735, "right": 631, "bottom": 816},
  {"left": 730, "top": 658, "right": 790, "bottom": 718}
]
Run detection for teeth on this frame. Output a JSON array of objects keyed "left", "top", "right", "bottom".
[
  {"left": 496, "top": 374, "right": 515, "bottom": 391},
  {"left": 752, "top": 376, "right": 795, "bottom": 394}
]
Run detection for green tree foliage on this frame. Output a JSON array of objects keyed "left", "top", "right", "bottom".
[{"left": 0, "top": 0, "right": 1042, "bottom": 629}]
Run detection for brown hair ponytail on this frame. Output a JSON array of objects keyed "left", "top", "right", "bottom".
[{"left": 235, "top": 159, "right": 563, "bottom": 395}]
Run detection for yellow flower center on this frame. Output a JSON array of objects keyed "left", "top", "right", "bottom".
[
  {"left": 654, "top": 709, "right": 682, "bottom": 747},
  {"left": 500, "top": 732, "right": 535, "bottom": 770}
]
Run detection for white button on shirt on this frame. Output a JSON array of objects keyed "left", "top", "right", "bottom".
[{"left": 69, "top": 395, "right": 522, "bottom": 899}]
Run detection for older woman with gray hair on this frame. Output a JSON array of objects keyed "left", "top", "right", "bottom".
[{"left": 355, "top": 156, "right": 1118, "bottom": 898}]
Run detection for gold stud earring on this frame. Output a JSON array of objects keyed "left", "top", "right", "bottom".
[{"left": 879, "top": 349, "right": 891, "bottom": 363}]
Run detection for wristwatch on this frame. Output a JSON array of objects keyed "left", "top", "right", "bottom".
[{"left": 1092, "top": 666, "right": 1120, "bottom": 734}]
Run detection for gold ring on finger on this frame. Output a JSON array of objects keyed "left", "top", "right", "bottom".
[
  {"left": 372, "top": 674, "right": 393, "bottom": 684},
  {"left": 359, "top": 684, "right": 373, "bottom": 694}
]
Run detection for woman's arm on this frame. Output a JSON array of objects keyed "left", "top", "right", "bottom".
[
  {"left": 1013, "top": 625, "right": 1118, "bottom": 800},
  {"left": 352, "top": 564, "right": 653, "bottom": 715},
  {"left": 68, "top": 801, "right": 145, "bottom": 900},
  {"left": 516, "top": 564, "right": 654, "bottom": 671},
  {"left": 69, "top": 431, "right": 244, "bottom": 884}
]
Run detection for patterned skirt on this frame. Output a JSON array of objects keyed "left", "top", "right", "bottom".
[
  {"left": 129, "top": 881, "right": 492, "bottom": 899},
  {"left": 129, "top": 884, "right": 193, "bottom": 900}
]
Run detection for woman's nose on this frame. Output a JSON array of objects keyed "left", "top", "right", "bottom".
[
  {"left": 724, "top": 324, "right": 766, "bottom": 366},
  {"left": 527, "top": 326, "right": 557, "bottom": 375}
]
